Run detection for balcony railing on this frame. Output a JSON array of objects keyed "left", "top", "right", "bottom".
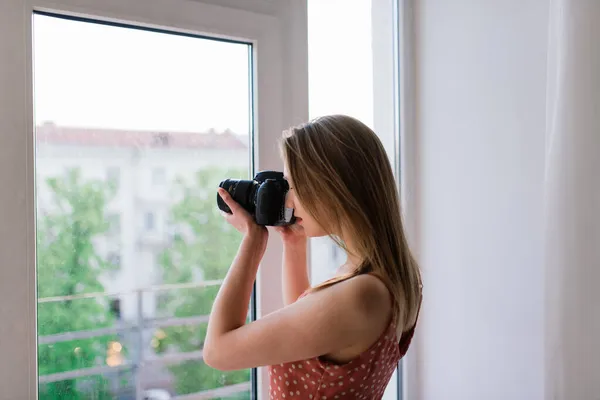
[{"left": 38, "top": 279, "right": 251, "bottom": 400}]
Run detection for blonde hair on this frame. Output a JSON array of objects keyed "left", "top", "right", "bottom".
[{"left": 280, "top": 115, "right": 422, "bottom": 331}]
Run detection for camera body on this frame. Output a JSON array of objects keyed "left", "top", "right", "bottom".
[{"left": 217, "top": 171, "right": 296, "bottom": 226}]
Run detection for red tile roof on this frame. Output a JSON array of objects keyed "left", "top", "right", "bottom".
[{"left": 35, "top": 122, "right": 248, "bottom": 150}]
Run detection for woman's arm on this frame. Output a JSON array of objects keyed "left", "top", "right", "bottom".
[
  {"left": 204, "top": 188, "right": 391, "bottom": 371},
  {"left": 204, "top": 270, "right": 389, "bottom": 371},
  {"left": 205, "top": 188, "right": 267, "bottom": 351},
  {"left": 277, "top": 226, "right": 310, "bottom": 305},
  {"left": 205, "top": 229, "right": 267, "bottom": 339}
]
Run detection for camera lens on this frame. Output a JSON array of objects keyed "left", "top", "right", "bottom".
[{"left": 217, "top": 179, "right": 258, "bottom": 214}]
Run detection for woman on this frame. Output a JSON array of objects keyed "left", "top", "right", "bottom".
[{"left": 204, "top": 115, "right": 422, "bottom": 399}]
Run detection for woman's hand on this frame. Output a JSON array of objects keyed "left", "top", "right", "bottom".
[
  {"left": 217, "top": 188, "right": 267, "bottom": 240},
  {"left": 275, "top": 222, "right": 307, "bottom": 246}
]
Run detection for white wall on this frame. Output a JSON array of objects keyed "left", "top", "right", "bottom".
[{"left": 413, "top": 1, "right": 548, "bottom": 399}]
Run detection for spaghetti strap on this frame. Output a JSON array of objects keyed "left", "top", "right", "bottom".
[{"left": 405, "top": 292, "right": 423, "bottom": 332}]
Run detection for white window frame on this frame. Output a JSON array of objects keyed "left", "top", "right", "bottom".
[
  {"left": 0, "top": 0, "right": 307, "bottom": 398},
  {"left": 394, "top": 0, "right": 419, "bottom": 399}
]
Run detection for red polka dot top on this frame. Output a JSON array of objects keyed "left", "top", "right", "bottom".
[{"left": 268, "top": 287, "right": 419, "bottom": 400}]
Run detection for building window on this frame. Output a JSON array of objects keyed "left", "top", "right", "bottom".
[
  {"left": 107, "top": 252, "right": 121, "bottom": 268},
  {"left": 144, "top": 212, "right": 155, "bottom": 231},
  {"left": 109, "top": 298, "right": 122, "bottom": 320}
]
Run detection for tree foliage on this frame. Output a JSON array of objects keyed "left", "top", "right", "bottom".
[{"left": 37, "top": 169, "right": 120, "bottom": 399}]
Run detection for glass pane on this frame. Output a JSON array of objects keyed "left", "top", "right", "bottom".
[
  {"left": 34, "top": 13, "right": 253, "bottom": 400},
  {"left": 307, "top": 1, "right": 399, "bottom": 399},
  {"left": 307, "top": 0, "right": 374, "bottom": 284}
]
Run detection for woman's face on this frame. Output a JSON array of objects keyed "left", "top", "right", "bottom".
[{"left": 283, "top": 164, "right": 328, "bottom": 238}]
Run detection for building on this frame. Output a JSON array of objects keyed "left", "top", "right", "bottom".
[{"left": 36, "top": 121, "right": 249, "bottom": 315}]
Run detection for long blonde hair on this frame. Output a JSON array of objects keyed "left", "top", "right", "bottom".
[{"left": 280, "top": 115, "right": 422, "bottom": 330}]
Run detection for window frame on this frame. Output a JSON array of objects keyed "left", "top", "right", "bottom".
[
  {"left": 394, "top": 0, "right": 419, "bottom": 399},
  {"left": 0, "top": 0, "right": 308, "bottom": 398}
]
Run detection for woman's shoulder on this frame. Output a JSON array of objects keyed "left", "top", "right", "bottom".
[
  {"left": 304, "top": 274, "right": 392, "bottom": 318},
  {"left": 345, "top": 273, "right": 391, "bottom": 304}
]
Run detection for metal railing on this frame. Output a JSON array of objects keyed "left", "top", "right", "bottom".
[{"left": 38, "top": 280, "right": 251, "bottom": 400}]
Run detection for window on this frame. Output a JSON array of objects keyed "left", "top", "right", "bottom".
[
  {"left": 1, "top": 0, "right": 317, "bottom": 398},
  {"left": 33, "top": 12, "right": 254, "bottom": 400},
  {"left": 107, "top": 252, "right": 121, "bottom": 268},
  {"left": 307, "top": 0, "right": 375, "bottom": 286},
  {"left": 144, "top": 211, "right": 155, "bottom": 231},
  {"left": 109, "top": 298, "right": 122, "bottom": 320}
]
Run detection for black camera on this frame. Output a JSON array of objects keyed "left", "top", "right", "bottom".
[{"left": 217, "top": 171, "right": 296, "bottom": 226}]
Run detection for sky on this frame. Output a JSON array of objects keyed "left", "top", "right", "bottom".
[{"left": 33, "top": 0, "right": 373, "bottom": 135}]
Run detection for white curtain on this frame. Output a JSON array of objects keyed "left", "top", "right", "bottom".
[{"left": 544, "top": 0, "right": 600, "bottom": 398}]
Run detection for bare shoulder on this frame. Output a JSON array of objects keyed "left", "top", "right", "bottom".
[
  {"left": 344, "top": 274, "right": 391, "bottom": 306},
  {"left": 310, "top": 274, "right": 392, "bottom": 319}
]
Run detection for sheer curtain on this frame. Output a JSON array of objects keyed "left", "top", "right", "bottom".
[{"left": 544, "top": 0, "right": 600, "bottom": 398}]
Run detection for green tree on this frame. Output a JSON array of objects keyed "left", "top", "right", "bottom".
[
  {"left": 156, "top": 167, "right": 251, "bottom": 398},
  {"left": 37, "top": 169, "right": 121, "bottom": 399}
]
